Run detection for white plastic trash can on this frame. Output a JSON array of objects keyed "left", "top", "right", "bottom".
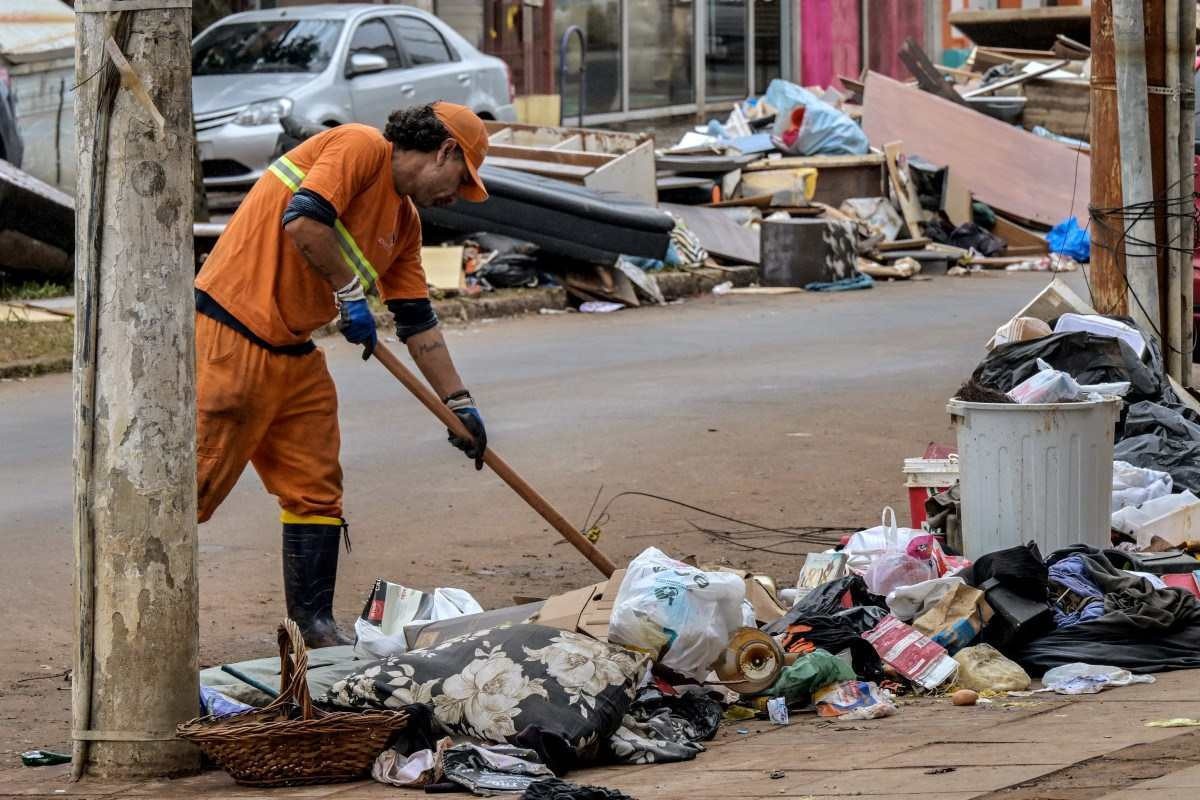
[{"left": 948, "top": 397, "right": 1122, "bottom": 561}]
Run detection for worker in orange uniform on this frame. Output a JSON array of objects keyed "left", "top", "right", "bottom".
[{"left": 193, "top": 103, "right": 489, "bottom": 647}]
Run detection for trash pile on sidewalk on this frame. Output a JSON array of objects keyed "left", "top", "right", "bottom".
[
  {"left": 186, "top": 277, "right": 1200, "bottom": 791},
  {"left": 415, "top": 47, "right": 1098, "bottom": 308}
]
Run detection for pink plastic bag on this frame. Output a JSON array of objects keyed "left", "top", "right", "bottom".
[{"left": 863, "top": 511, "right": 939, "bottom": 596}]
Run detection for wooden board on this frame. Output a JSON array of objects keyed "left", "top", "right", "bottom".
[
  {"left": 745, "top": 153, "right": 885, "bottom": 172},
  {"left": 863, "top": 72, "right": 1090, "bottom": 227},
  {"left": 991, "top": 217, "right": 1048, "bottom": 257},
  {"left": 727, "top": 286, "right": 804, "bottom": 295},
  {"left": 1022, "top": 78, "right": 1090, "bottom": 141},
  {"left": 421, "top": 246, "right": 464, "bottom": 291},
  {"left": 944, "top": 169, "right": 972, "bottom": 228},
  {"left": 660, "top": 202, "right": 760, "bottom": 265},
  {"left": 883, "top": 141, "right": 924, "bottom": 239},
  {"left": 947, "top": 6, "right": 1091, "bottom": 50},
  {"left": 877, "top": 237, "right": 931, "bottom": 251}
]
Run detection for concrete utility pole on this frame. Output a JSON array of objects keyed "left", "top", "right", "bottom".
[
  {"left": 1112, "top": 0, "right": 1163, "bottom": 341},
  {"left": 72, "top": 1, "right": 199, "bottom": 780}
]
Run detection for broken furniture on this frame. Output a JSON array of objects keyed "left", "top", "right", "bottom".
[
  {"left": 760, "top": 218, "right": 857, "bottom": 287},
  {"left": 420, "top": 165, "right": 675, "bottom": 264},
  {"left": 483, "top": 120, "right": 657, "bottom": 205}
]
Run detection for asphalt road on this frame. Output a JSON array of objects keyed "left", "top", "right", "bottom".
[{"left": 0, "top": 271, "right": 1083, "bottom": 760}]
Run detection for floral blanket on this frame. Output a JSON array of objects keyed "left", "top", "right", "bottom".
[{"left": 323, "top": 624, "right": 648, "bottom": 763}]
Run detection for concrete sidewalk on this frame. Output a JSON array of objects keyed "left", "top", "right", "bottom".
[{"left": 3, "top": 670, "right": 1198, "bottom": 800}]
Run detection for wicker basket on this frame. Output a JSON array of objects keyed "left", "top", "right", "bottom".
[{"left": 177, "top": 619, "right": 408, "bottom": 787}]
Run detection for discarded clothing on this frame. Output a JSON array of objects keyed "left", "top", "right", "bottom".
[
  {"left": 606, "top": 687, "right": 720, "bottom": 765},
  {"left": 1013, "top": 548, "right": 1200, "bottom": 675},
  {"left": 1047, "top": 556, "right": 1105, "bottom": 628},
  {"left": 767, "top": 607, "right": 887, "bottom": 682},
  {"left": 523, "top": 778, "right": 635, "bottom": 800},
  {"left": 804, "top": 273, "right": 874, "bottom": 292},
  {"left": 441, "top": 743, "right": 555, "bottom": 795},
  {"left": 199, "top": 686, "right": 253, "bottom": 718}
]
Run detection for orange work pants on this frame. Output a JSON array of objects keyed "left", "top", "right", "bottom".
[{"left": 195, "top": 313, "right": 342, "bottom": 523}]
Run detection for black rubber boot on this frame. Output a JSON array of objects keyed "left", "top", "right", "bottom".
[{"left": 282, "top": 521, "right": 353, "bottom": 648}]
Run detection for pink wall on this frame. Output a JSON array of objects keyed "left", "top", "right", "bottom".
[
  {"left": 800, "top": 0, "right": 861, "bottom": 89},
  {"left": 866, "top": 0, "right": 926, "bottom": 81}
]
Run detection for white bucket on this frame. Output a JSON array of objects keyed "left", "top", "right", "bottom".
[{"left": 947, "top": 397, "right": 1122, "bottom": 561}]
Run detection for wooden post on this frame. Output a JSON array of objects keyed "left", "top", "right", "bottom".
[
  {"left": 1112, "top": 0, "right": 1162, "bottom": 342},
  {"left": 1090, "top": 0, "right": 1128, "bottom": 315},
  {"left": 72, "top": 2, "right": 199, "bottom": 779}
]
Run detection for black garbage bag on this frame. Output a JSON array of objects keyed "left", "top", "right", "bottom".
[
  {"left": 1012, "top": 547, "right": 1200, "bottom": 675},
  {"left": 925, "top": 219, "right": 1007, "bottom": 256},
  {"left": 476, "top": 253, "right": 541, "bottom": 288},
  {"left": 764, "top": 575, "right": 884, "bottom": 627},
  {"left": 1114, "top": 433, "right": 1200, "bottom": 494},
  {"left": 763, "top": 576, "right": 887, "bottom": 681},
  {"left": 972, "top": 331, "right": 1163, "bottom": 403},
  {"left": 963, "top": 542, "right": 1049, "bottom": 601},
  {"left": 1122, "top": 400, "right": 1200, "bottom": 442}
]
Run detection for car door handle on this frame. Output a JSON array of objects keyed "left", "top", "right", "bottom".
[
  {"left": 456, "top": 73, "right": 470, "bottom": 84},
  {"left": 400, "top": 84, "right": 415, "bottom": 96}
]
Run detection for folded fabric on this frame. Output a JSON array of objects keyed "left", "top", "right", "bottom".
[
  {"left": 1048, "top": 555, "right": 1106, "bottom": 628},
  {"left": 1014, "top": 548, "right": 1200, "bottom": 675},
  {"left": 804, "top": 273, "right": 874, "bottom": 292},
  {"left": 442, "top": 743, "right": 555, "bottom": 796},
  {"left": 523, "top": 777, "right": 635, "bottom": 800}
]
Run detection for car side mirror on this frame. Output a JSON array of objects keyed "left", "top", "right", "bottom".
[{"left": 348, "top": 52, "right": 388, "bottom": 77}]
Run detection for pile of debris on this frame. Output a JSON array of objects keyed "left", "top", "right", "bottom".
[{"left": 189, "top": 277, "right": 1200, "bottom": 793}]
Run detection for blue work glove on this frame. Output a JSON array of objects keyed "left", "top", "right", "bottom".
[
  {"left": 335, "top": 279, "right": 376, "bottom": 360},
  {"left": 445, "top": 391, "right": 487, "bottom": 470}
]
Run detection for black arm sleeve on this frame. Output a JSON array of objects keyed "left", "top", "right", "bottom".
[
  {"left": 282, "top": 188, "right": 337, "bottom": 227},
  {"left": 386, "top": 298, "right": 439, "bottom": 343}
]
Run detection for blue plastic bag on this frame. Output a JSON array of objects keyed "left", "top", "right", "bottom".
[
  {"left": 1047, "top": 217, "right": 1090, "bottom": 262},
  {"left": 763, "top": 79, "right": 869, "bottom": 156}
]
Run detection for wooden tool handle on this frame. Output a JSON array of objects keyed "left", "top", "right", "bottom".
[{"left": 372, "top": 343, "right": 617, "bottom": 577}]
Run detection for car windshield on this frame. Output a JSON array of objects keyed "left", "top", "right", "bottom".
[{"left": 193, "top": 20, "right": 343, "bottom": 75}]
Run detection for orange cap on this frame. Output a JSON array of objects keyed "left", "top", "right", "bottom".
[{"left": 433, "top": 101, "right": 489, "bottom": 202}]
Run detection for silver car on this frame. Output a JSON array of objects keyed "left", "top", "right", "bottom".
[{"left": 192, "top": 4, "right": 516, "bottom": 189}]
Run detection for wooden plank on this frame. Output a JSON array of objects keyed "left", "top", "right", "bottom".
[
  {"left": 863, "top": 72, "right": 1090, "bottom": 227},
  {"left": 486, "top": 144, "right": 613, "bottom": 168},
  {"left": 962, "top": 60, "right": 1071, "bottom": 99},
  {"left": 739, "top": 167, "right": 818, "bottom": 205},
  {"left": 727, "top": 286, "right": 804, "bottom": 295},
  {"left": 1022, "top": 78, "right": 1090, "bottom": 141},
  {"left": 588, "top": 139, "right": 657, "bottom": 204},
  {"left": 883, "top": 141, "right": 924, "bottom": 239},
  {"left": 745, "top": 153, "right": 884, "bottom": 172},
  {"left": 944, "top": 169, "right": 972, "bottom": 228},
  {"left": 898, "top": 36, "right": 968, "bottom": 105},
  {"left": 877, "top": 237, "right": 931, "bottom": 251},
  {"left": 660, "top": 202, "right": 760, "bottom": 265},
  {"left": 992, "top": 217, "right": 1049, "bottom": 257},
  {"left": 947, "top": 6, "right": 1091, "bottom": 50},
  {"left": 482, "top": 157, "right": 594, "bottom": 180}
]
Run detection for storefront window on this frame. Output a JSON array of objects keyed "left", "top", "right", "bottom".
[
  {"left": 628, "top": 0, "right": 694, "bottom": 110},
  {"left": 753, "top": 0, "right": 782, "bottom": 94},
  {"left": 706, "top": 0, "right": 747, "bottom": 100},
  {"left": 554, "top": 0, "right": 621, "bottom": 117}
]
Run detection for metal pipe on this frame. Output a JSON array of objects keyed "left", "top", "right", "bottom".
[{"left": 558, "top": 25, "right": 586, "bottom": 127}]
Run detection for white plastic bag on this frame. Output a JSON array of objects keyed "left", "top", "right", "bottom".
[
  {"left": 1008, "top": 359, "right": 1131, "bottom": 404},
  {"left": 355, "top": 587, "right": 484, "bottom": 659},
  {"left": 1038, "top": 662, "right": 1155, "bottom": 695},
  {"left": 886, "top": 576, "right": 966, "bottom": 622},
  {"left": 843, "top": 508, "right": 923, "bottom": 575},
  {"left": 861, "top": 508, "right": 937, "bottom": 596},
  {"left": 1112, "top": 461, "right": 1174, "bottom": 512},
  {"left": 608, "top": 547, "right": 746, "bottom": 680}
]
